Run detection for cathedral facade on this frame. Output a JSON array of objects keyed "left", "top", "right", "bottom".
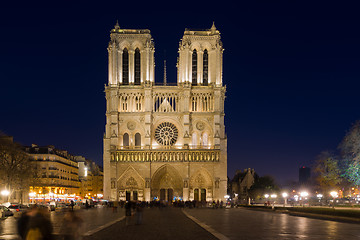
[{"left": 103, "top": 23, "right": 227, "bottom": 202}]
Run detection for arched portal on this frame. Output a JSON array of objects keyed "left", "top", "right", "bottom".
[
  {"left": 189, "top": 168, "right": 213, "bottom": 201},
  {"left": 151, "top": 165, "right": 183, "bottom": 202},
  {"left": 117, "top": 167, "right": 145, "bottom": 201}
]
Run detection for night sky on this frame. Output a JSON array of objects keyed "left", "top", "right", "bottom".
[{"left": 1, "top": 3, "right": 359, "bottom": 186}]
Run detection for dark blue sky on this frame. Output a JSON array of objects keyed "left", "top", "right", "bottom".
[{"left": 1, "top": 3, "right": 359, "bottom": 185}]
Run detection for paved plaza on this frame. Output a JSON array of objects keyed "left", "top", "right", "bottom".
[{"left": 2, "top": 207, "right": 360, "bottom": 239}]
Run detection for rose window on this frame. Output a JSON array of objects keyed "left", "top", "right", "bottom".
[{"left": 155, "top": 122, "right": 178, "bottom": 146}]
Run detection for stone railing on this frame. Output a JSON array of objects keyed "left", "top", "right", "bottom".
[{"left": 110, "top": 149, "right": 220, "bottom": 163}]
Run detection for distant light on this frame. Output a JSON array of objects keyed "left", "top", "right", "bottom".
[
  {"left": 282, "top": 192, "right": 288, "bottom": 198},
  {"left": 84, "top": 167, "right": 88, "bottom": 177},
  {"left": 1, "top": 190, "right": 10, "bottom": 196},
  {"left": 330, "top": 191, "right": 338, "bottom": 198},
  {"left": 300, "top": 192, "right": 308, "bottom": 197},
  {"left": 317, "top": 194, "right": 323, "bottom": 199},
  {"left": 224, "top": 195, "right": 230, "bottom": 199},
  {"left": 264, "top": 194, "right": 269, "bottom": 199},
  {"left": 270, "top": 194, "right": 277, "bottom": 198}
]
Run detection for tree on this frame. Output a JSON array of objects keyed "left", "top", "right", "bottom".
[
  {"left": 313, "top": 151, "right": 341, "bottom": 194},
  {"left": 248, "top": 175, "right": 279, "bottom": 200},
  {"left": 339, "top": 120, "right": 360, "bottom": 186},
  {"left": 0, "top": 136, "right": 33, "bottom": 202}
]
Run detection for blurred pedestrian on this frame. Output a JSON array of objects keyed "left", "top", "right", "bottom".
[
  {"left": 70, "top": 200, "right": 74, "bottom": 211},
  {"left": 135, "top": 202, "right": 143, "bottom": 225},
  {"left": 17, "top": 205, "right": 53, "bottom": 240},
  {"left": 125, "top": 201, "right": 132, "bottom": 226},
  {"left": 60, "top": 210, "right": 83, "bottom": 240}
]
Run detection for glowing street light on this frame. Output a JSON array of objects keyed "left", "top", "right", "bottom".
[
  {"left": 282, "top": 192, "right": 288, "bottom": 206},
  {"left": 330, "top": 191, "right": 338, "bottom": 208},
  {"left": 264, "top": 194, "right": 269, "bottom": 199},
  {"left": 270, "top": 194, "right": 277, "bottom": 198}
]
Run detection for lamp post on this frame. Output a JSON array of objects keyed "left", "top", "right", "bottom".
[
  {"left": 282, "top": 192, "right": 288, "bottom": 207},
  {"left": 300, "top": 191, "right": 308, "bottom": 207},
  {"left": 330, "top": 191, "right": 338, "bottom": 208}
]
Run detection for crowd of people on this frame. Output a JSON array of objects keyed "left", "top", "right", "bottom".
[{"left": 16, "top": 204, "right": 83, "bottom": 240}]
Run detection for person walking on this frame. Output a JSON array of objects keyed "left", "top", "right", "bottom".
[
  {"left": 125, "top": 201, "right": 132, "bottom": 226},
  {"left": 60, "top": 210, "right": 83, "bottom": 240},
  {"left": 17, "top": 205, "right": 53, "bottom": 240},
  {"left": 135, "top": 202, "right": 143, "bottom": 225}
]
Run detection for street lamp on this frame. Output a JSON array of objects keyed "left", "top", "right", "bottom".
[
  {"left": 282, "top": 192, "right": 288, "bottom": 206},
  {"left": 330, "top": 191, "right": 338, "bottom": 208}
]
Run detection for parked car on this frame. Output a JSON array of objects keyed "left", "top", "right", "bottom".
[
  {"left": 0, "top": 205, "right": 14, "bottom": 217},
  {"left": 8, "top": 204, "right": 29, "bottom": 213}
]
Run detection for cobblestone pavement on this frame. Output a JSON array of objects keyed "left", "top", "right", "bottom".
[
  {"left": 184, "top": 207, "right": 360, "bottom": 240},
  {"left": 83, "top": 207, "right": 218, "bottom": 240}
]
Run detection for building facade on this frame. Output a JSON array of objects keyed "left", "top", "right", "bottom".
[
  {"left": 103, "top": 23, "right": 227, "bottom": 202},
  {"left": 24, "top": 144, "right": 81, "bottom": 200}
]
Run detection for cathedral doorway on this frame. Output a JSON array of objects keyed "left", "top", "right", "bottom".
[
  {"left": 151, "top": 165, "right": 182, "bottom": 201},
  {"left": 190, "top": 169, "right": 213, "bottom": 201},
  {"left": 160, "top": 188, "right": 173, "bottom": 201},
  {"left": 193, "top": 188, "right": 206, "bottom": 201}
]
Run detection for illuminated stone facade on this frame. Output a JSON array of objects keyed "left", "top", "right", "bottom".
[{"left": 103, "top": 23, "right": 227, "bottom": 202}]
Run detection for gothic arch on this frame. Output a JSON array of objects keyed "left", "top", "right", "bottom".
[
  {"left": 117, "top": 166, "right": 145, "bottom": 190},
  {"left": 151, "top": 164, "right": 183, "bottom": 199},
  {"left": 132, "top": 40, "right": 143, "bottom": 51},
  {"left": 119, "top": 41, "right": 131, "bottom": 50},
  {"left": 189, "top": 168, "right": 213, "bottom": 189}
]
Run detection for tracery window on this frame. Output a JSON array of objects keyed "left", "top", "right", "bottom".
[
  {"left": 134, "top": 48, "right": 141, "bottom": 85},
  {"left": 122, "top": 48, "right": 129, "bottom": 85},
  {"left": 192, "top": 49, "right": 197, "bottom": 85},
  {"left": 203, "top": 49, "right": 208, "bottom": 85}
]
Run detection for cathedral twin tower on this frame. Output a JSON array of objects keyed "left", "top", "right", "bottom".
[{"left": 103, "top": 22, "right": 227, "bottom": 202}]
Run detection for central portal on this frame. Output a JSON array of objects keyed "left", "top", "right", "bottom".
[
  {"left": 160, "top": 188, "right": 174, "bottom": 201},
  {"left": 151, "top": 165, "right": 183, "bottom": 201}
]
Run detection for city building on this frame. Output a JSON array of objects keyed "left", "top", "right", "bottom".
[
  {"left": 103, "top": 22, "right": 227, "bottom": 202},
  {"left": 24, "top": 144, "right": 81, "bottom": 201},
  {"left": 76, "top": 156, "right": 104, "bottom": 199},
  {"left": 231, "top": 168, "right": 255, "bottom": 202},
  {"left": 299, "top": 166, "right": 311, "bottom": 185}
]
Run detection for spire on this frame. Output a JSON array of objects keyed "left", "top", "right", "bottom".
[
  {"left": 211, "top": 21, "right": 216, "bottom": 34},
  {"left": 163, "top": 59, "right": 167, "bottom": 86},
  {"left": 114, "top": 20, "right": 120, "bottom": 30}
]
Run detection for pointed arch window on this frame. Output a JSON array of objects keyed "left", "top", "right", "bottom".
[
  {"left": 202, "top": 133, "right": 208, "bottom": 147},
  {"left": 122, "top": 48, "right": 129, "bottom": 85},
  {"left": 203, "top": 49, "right": 208, "bottom": 86},
  {"left": 192, "top": 133, "right": 197, "bottom": 147},
  {"left": 123, "top": 133, "right": 129, "bottom": 147},
  {"left": 135, "top": 133, "right": 141, "bottom": 147},
  {"left": 134, "top": 48, "right": 141, "bottom": 85},
  {"left": 192, "top": 49, "right": 197, "bottom": 85}
]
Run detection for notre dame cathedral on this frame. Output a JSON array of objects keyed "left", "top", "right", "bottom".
[{"left": 103, "top": 22, "right": 227, "bottom": 202}]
